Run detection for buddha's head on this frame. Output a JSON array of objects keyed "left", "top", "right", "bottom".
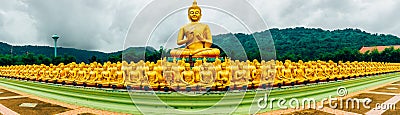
[
  {"left": 221, "top": 63, "right": 226, "bottom": 70},
  {"left": 131, "top": 64, "right": 136, "bottom": 70},
  {"left": 256, "top": 63, "right": 261, "bottom": 69},
  {"left": 238, "top": 64, "right": 243, "bottom": 70},
  {"left": 79, "top": 65, "right": 84, "bottom": 70},
  {"left": 148, "top": 64, "right": 154, "bottom": 71},
  {"left": 166, "top": 64, "right": 172, "bottom": 70},
  {"left": 188, "top": 0, "right": 202, "bottom": 22},
  {"left": 117, "top": 64, "right": 122, "bottom": 71},
  {"left": 185, "top": 63, "right": 190, "bottom": 70},
  {"left": 156, "top": 60, "right": 162, "bottom": 66},
  {"left": 298, "top": 60, "right": 303, "bottom": 64},
  {"left": 204, "top": 65, "right": 209, "bottom": 71}
]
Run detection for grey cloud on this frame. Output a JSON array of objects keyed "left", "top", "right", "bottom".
[
  {"left": 0, "top": 0, "right": 149, "bottom": 52},
  {"left": 249, "top": 0, "right": 400, "bottom": 36},
  {"left": 0, "top": 0, "right": 399, "bottom": 52}
]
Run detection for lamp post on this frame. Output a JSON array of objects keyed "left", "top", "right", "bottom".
[{"left": 52, "top": 34, "right": 60, "bottom": 57}]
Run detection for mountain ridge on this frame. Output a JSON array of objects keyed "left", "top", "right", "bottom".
[{"left": 1, "top": 27, "right": 399, "bottom": 62}]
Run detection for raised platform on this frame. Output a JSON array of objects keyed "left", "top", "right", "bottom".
[
  {"left": 167, "top": 57, "right": 225, "bottom": 62},
  {"left": 0, "top": 73, "right": 399, "bottom": 114}
]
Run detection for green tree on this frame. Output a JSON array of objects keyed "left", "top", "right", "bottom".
[
  {"left": 52, "top": 56, "right": 63, "bottom": 65},
  {"left": 88, "top": 56, "right": 97, "bottom": 63}
]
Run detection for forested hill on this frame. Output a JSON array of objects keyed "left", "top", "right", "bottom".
[
  {"left": 271, "top": 27, "right": 400, "bottom": 61},
  {"left": 214, "top": 27, "right": 400, "bottom": 61},
  {"left": 0, "top": 42, "right": 155, "bottom": 63},
  {"left": 0, "top": 42, "right": 118, "bottom": 62},
  {"left": 1, "top": 27, "right": 399, "bottom": 64}
]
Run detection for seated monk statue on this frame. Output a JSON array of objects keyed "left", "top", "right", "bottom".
[
  {"left": 170, "top": 61, "right": 185, "bottom": 89},
  {"left": 181, "top": 63, "right": 195, "bottom": 86},
  {"left": 127, "top": 64, "right": 143, "bottom": 86},
  {"left": 28, "top": 66, "right": 36, "bottom": 80},
  {"left": 215, "top": 63, "right": 232, "bottom": 87},
  {"left": 145, "top": 64, "right": 159, "bottom": 87},
  {"left": 33, "top": 66, "right": 41, "bottom": 81},
  {"left": 110, "top": 64, "right": 125, "bottom": 88},
  {"left": 70, "top": 64, "right": 80, "bottom": 84},
  {"left": 86, "top": 66, "right": 97, "bottom": 86},
  {"left": 163, "top": 63, "right": 176, "bottom": 86},
  {"left": 192, "top": 60, "right": 202, "bottom": 83},
  {"left": 266, "top": 62, "right": 276, "bottom": 84},
  {"left": 77, "top": 64, "right": 87, "bottom": 85},
  {"left": 199, "top": 63, "right": 214, "bottom": 87},
  {"left": 108, "top": 66, "right": 117, "bottom": 83},
  {"left": 42, "top": 66, "right": 52, "bottom": 82},
  {"left": 260, "top": 61, "right": 269, "bottom": 83},
  {"left": 234, "top": 64, "right": 247, "bottom": 86},
  {"left": 169, "top": 0, "right": 220, "bottom": 58},
  {"left": 59, "top": 65, "right": 69, "bottom": 83},
  {"left": 99, "top": 66, "right": 111, "bottom": 86},
  {"left": 51, "top": 67, "right": 60, "bottom": 83},
  {"left": 153, "top": 61, "right": 167, "bottom": 87},
  {"left": 282, "top": 62, "right": 292, "bottom": 85},
  {"left": 249, "top": 63, "right": 262, "bottom": 87}
]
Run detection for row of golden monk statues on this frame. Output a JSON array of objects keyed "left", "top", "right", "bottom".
[
  {"left": 1, "top": 58, "right": 399, "bottom": 89},
  {"left": 275, "top": 60, "right": 400, "bottom": 86},
  {"left": 1, "top": 1, "right": 399, "bottom": 90}
]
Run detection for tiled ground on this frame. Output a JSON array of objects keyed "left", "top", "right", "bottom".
[
  {"left": 272, "top": 79, "right": 400, "bottom": 115},
  {"left": 0, "top": 89, "right": 20, "bottom": 97},
  {"left": 0, "top": 87, "right": 129, "bottom": 115},
  {"left": 329, "top": 93, "right": 393, "bottom": 114},
  {"left": 0, "top": 97, "right": 70, "bottom": 115}
]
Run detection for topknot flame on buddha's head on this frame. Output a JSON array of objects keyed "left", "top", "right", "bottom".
[{"left": 188, "top": 0, "right": 202, "bottom": 22}]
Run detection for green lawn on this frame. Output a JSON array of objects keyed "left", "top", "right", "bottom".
[{"left": 0, "top": 73, "right": 399, "bottom": 114}]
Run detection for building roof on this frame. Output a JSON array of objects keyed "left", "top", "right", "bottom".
[{"left": 359, "top": 45, "right": 400, "bottom": 53}]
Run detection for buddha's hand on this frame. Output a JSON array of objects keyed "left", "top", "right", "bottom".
[{"left": 195, "top": 33, "right": 204, "bottom": 41}]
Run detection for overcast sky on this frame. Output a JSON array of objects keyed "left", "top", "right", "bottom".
[{"left": 0, "top": 0, "right": 399, "bottom": 53}]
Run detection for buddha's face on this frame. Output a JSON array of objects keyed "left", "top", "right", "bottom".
[
  {"left": 221, "top": 64, "right": 226, "bottom": 70},
  {"left": 188, "top": 8, "right": 201, "bottom": 22},
  {"left": 204, "top": 66, "right": 208, "bottom": 71}
]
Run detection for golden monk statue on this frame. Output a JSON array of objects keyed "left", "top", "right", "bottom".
[
  {"left": 249, "top": 63, "right": 262, "bottom": 86},
  {"left": 170, "top": 0, "right": 220, "bottom": 58},
  {"left": 199, "top": 63, "right": 214, "bottom": 87},
  {"left": 192, "top": 60, "right": 202, "bottom": 83},
  {"left": 108, "top": 64, "right": 125, "bottom": 88},
  {"left": 86, "top": 66, "right": 97, "bottom": 86},
  {"left": 215, "top": 63, "right": 231, "bottom": 87},
  {"left": 145, "top": 64, "right": 161, "bottom": 87},
  {"left": 181, "top": 63, "right": 195, "bottom": 85},
  {"left": 163, "top": 63, "right": 176, "bottom": 86},
  {"left": 234, "top": 64, "right": 247, "bottom": 86},
  {"left": 127, "top": 64, "right": 143, "bottom": 86}
]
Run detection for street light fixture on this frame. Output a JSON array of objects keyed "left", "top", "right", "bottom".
[{"left": 52, "top": 34, "right": 60, "bottom": 57}]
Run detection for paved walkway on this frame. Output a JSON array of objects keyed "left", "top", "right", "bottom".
[
  {"left": 0, "top": 96, "right": 27, "bottom": 100},
  {"left": 0, "top": 86, "right": 129, "bottom": 115},
  {"left": 365, "top": 95, "right": 400, "bottom": 115},
  {"left": 0, "top": 104, "right": 19, "bottom": 115},
  {"left": 264, "top": 77, "right": 400, "bottom": 115}
]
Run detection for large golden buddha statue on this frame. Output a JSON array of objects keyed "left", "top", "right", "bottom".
[{"left": 170, "top": 0, "right": 220, "bottom": 58}]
